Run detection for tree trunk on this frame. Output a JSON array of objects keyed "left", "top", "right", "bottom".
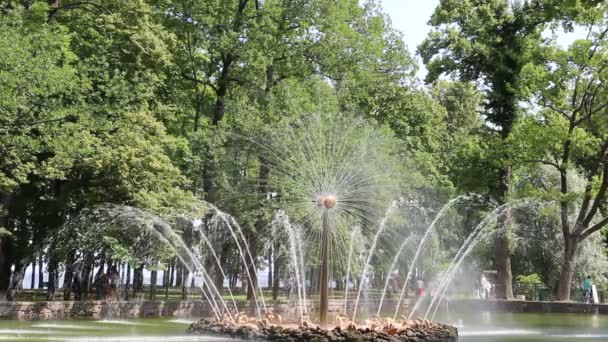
[
  {"left": 272, "top": 242, "right": 280, "bottom": 301},
  {"left": 246, "top": 156, "right": 268, "bottom": 300},
  {"left": 132, "top": 267, "right": 138, "bottom": 298},
  {"left": 0, "top": 239, "right": 12, "bottom": 297},
  {"left": 268, "top": 248, "right": 272, "bottom": 291},
  {"left": 7, "top": 262, "right": 25, "bottom": 300},
  {"left": 557, "top": 235, "right": 579, "bottom": 301},
  {"left": 38, "top": 254, "right": 44, "bottom": 289},
  {"left": 0, "top": 192, "right": 12, "bottom": 297},
  {"left": 207, "top": 242, "right": 225, "bottom": 294},
  {"left": 163, "top": 267, "right": 169, "bottom": 299},
  {"left": 494, "top": 166, "right": 514, "bottom": 299},
  {"left": 30, "top": 259, "right": 36, "bottom": 290},
  {"left": 140, "top": 267, "right": 145, "bottom": 291},
  {"left": 149, "top": 270, "right": 157, "bottom": 300},
  {"left": 169, "top": 260, "right": 175, "bottom": 287},
  {"left": 246, "top": 236, "right": 258, "bottom": 301},
  {"left": 82, "top": 253, "right": 93, "bottom": 299},
  {"left": 46, "top": 258, "right": 58, "bottom": 301},
  {"left": 124, "top": 264, "right": 131, "bottom": 300},
  {"left": 95, "top": 256, "right": 105, "bottom": 278},
  {"left": 62, "top": 252, "right": 76, "bottom": 300},
  {"left": 181, "top": 269, "right": 188, "bottom": 300},
  {"left": 175, "top": 264, "right": 183, "bottom": 287}
]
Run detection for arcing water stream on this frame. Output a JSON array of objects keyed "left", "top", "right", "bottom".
[
  {"left": 423, "top": 200, "right": 540, "bottom": 321},
  {"left": 343, "top": 225, "right": 360, "bottom": 313},
  {"left": 59, "top": 193, "right": 542, "bottom": 330},
  {"left": 351, "top": 201, "right": 396, "bottom": 321},
  {"left": 391, "top": 194, "right": 480, "bottom": 319}
]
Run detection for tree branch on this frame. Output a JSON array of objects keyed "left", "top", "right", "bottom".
[
  {"left": 47, "top": 1, "right": 111, "bottom": 22},
  {"left": 574, "top": 141, "right": 608, "bottom": 229},
  {"left": 579, "top": 216, "right": 608, "bottom": 241},
  {"left": 524, "top": 159, "right": 560, "bottom": 169},
  {"left": 582, "top": 162, "right": 608, "bottom": 227},
  {"left": 539, "top": 94, "right": 570, "bottom": 119},
  {"left": 180, "top": 71, "right": 217, "bottom": 92}
]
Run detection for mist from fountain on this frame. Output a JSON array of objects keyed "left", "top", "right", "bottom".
[
  {"left": 57, "top": 205, "right": 236, "bottom": 320},
  {"left": 140, "top": 212, "right": 232, "bottom": 320},
  {"left": 203, "top": 203, "right": 266, "bottom": 317},
  {"left": 192, "top": 221, "right": 239, "bottom": 314},
  {"left": 343, "top": 225, "right": 360, "bottom": 313},
  {"left": 392, "top": 194, "right": 481, "bottom": 319},
  {"left": 352, "top": 201, "right": 396, "bottom": 321},
  {"left": 376, "top": 234, "right": 413, "bottom": 316},
  {"left": 423, "top": 200, "right": 541, "bottom": 321},
  {"left": 295, "top": 224, "right": 308, "bottom": 314},
  {"left": 422, "top": 204, "right": 514, "bottom": 320},
  {"left": 272, "top": 211, "right": 306, "bottom": 321}
]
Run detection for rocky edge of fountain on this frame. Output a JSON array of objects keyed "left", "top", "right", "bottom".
[{"left": 187, "top": 319, "right": 458, "bottom": 341}]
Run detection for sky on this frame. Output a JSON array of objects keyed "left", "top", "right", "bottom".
[
  {"left": 380, "top": 0, "right": 439, "bottom": 55},
  {"left": 379, "top": 0, "right": 439, "bottom": 78},
  {"left": 379, "top": 0, "right": 588, "bottom": 79}
]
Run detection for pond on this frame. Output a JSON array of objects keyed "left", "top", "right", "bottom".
[
  {"left": 0, "top": 318, "right": 214, "bottom": 342},
  {"left": 451, "top": 312, "right": 608, "bottom": 341},
  {"left": 0, "top": 313, "right": 606, "bottom": 341}
]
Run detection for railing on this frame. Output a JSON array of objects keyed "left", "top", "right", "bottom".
[{"left": 514, "top": 283, "right": 606, "bottom": 303}]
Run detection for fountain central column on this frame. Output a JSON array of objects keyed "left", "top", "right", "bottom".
[
  {"left": 319, "top": 209, "right": 331, "bottom": 328},
  {"left": 318, "top": 194, "right": 336, "bottom": 328}
]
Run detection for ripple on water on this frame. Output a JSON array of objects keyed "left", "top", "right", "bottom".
[
  {"left": 95, "top": 320, "right": 151, "bottom": 325},
  {"left": 33, "top": 323, "right": 109, "bottom": 330},
  {"left": 550, "top": 333, "right": 608, "bottom": 339},
  {"left": 0, "top": 329, "right": 53, "bottom": 334},
  {"left": 62, "top": 336, "right": 237, "bottom": 342},
  {"left": 168, "top": 319, "right": 195, "bottom": 324},
  {"left": 459, "top": 329, "right": 543, "bottom": 336}
]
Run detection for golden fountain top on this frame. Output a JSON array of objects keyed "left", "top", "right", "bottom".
[{"left": 319, "top": 194, "right": 337, "bottom": 209}]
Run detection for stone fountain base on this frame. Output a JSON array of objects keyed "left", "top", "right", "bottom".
[{"left": 187, "top": 319, "right": 458, "bottom": 341}]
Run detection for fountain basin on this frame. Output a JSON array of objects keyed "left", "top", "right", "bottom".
[{"left": 187, "top": 319, "right": 458, "bottom": 341}]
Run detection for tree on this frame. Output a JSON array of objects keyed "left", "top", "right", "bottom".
[
  {"left": 515, "top": 16, "right": 608, "bottom": 300},
  {"left": 418, "top": 0, "right": 592, "bottom": 299},
  {"left": 511, "top": 165, "right": 608, "bottom": 290},
  {"left": 0, "top": 2, "right": 196, "bottom": 298},
  {"left": 0, "top": 7, "right": 83, "bottom": 293}
]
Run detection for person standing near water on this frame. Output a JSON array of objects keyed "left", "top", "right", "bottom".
[
  {"left": 583, "top": 276, "right": 593, "bottom": 303},
  {"left": 481, "top": 275, "right": 492, "bottom": 299}
]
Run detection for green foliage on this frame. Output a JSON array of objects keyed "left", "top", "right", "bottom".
[
  {"left": 0, "top": 4, "right": 197, "bottom": 269},
  {"left": 516, "top": 273, "right": 544, "bottom": 286},
  {"left": 2, "top": 0, "right": 605, "bottom": 302},
  {"left": 514, "top": 17, "right": 608, "bottom": 218}
]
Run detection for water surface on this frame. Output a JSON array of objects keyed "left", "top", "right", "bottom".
[
  {"left": 449, "top": 312, "right": 608, "bottom": 341},
  {"left": 0, "top": 318, "right": 221, "bottom": 342},
  {"left": 0, "top": 313, "right": 606, "bottom": 341}
]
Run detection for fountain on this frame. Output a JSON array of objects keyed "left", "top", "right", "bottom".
[
  {"left": 185, "top": 114, "right": 458, "bottom": 341},
  {"left": 45, "top": 113, "right": 459, "bottom": 341}
]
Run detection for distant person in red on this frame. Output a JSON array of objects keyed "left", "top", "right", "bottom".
[{"left": 416, "top": 279, "right": 425, "bottom": 297}]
